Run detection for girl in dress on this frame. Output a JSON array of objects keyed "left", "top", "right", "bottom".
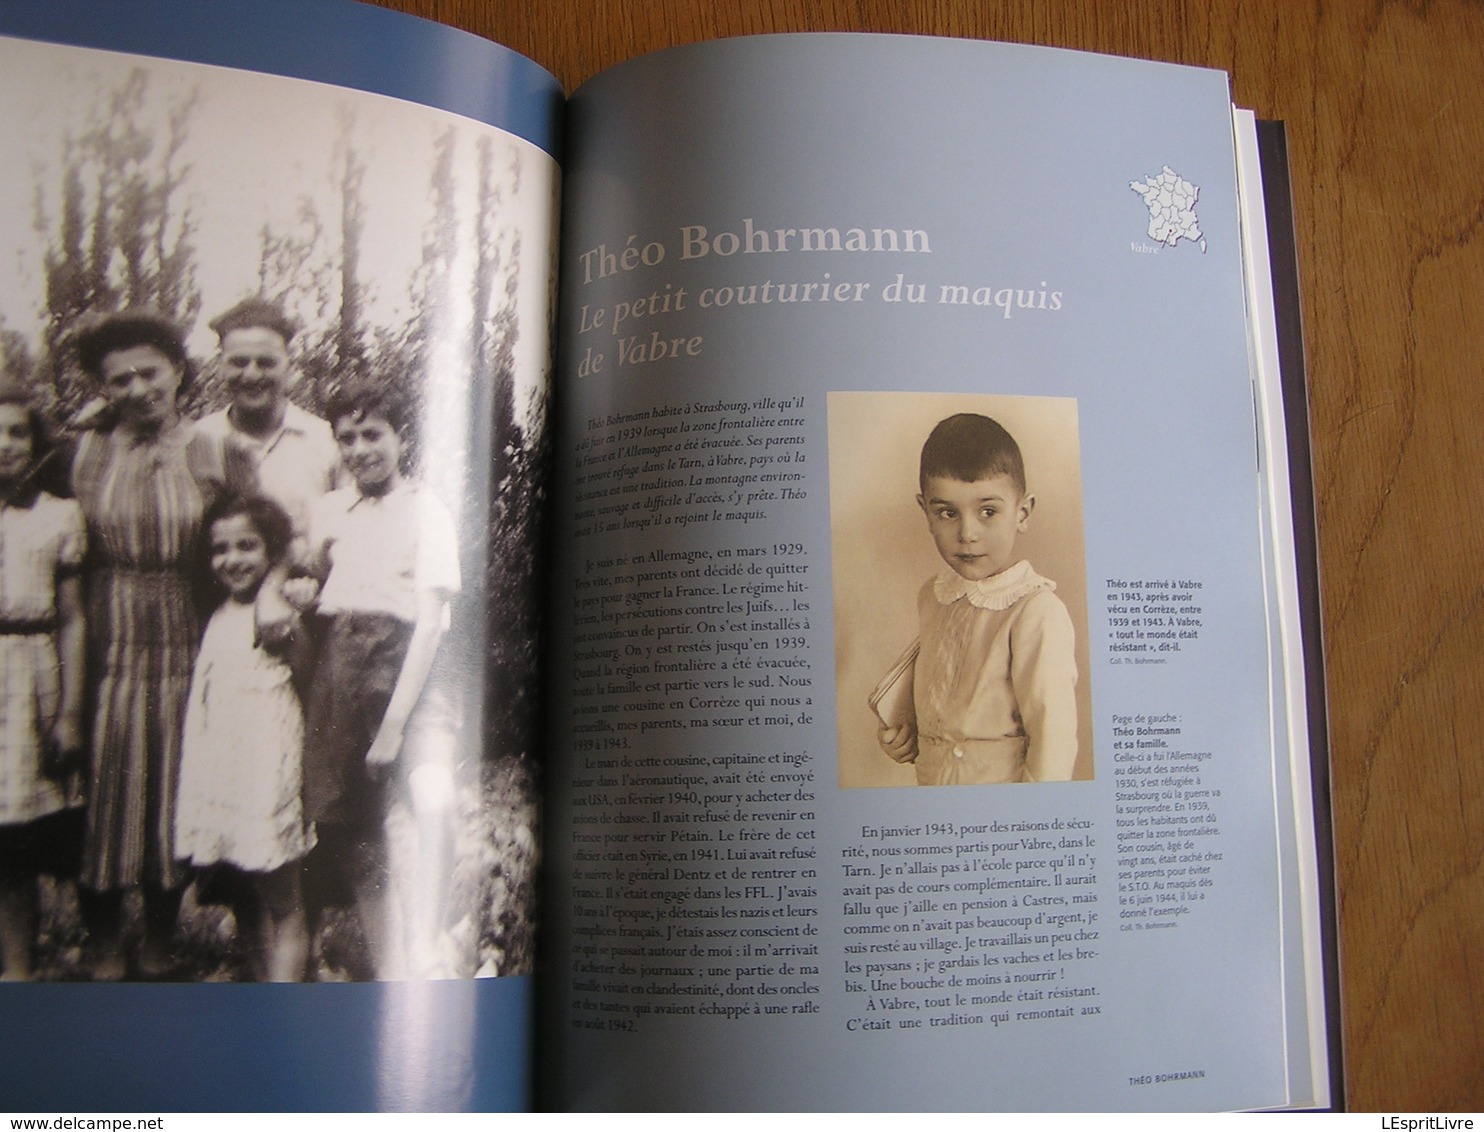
[
  {"left": 0, "top": 383, "right": 85, "bottom": 980},
  {"left": 175, "top": 493, "right": 311, "bottom": 981}
]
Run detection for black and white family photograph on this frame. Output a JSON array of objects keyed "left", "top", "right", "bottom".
[
  {"left": 0, "top": 35, "right": 556, "bottom": 981},
  {"left": 828, "top": 391, "right": 1095, "bottom": 789}
]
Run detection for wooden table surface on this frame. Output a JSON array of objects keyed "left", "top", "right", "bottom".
[{"left": 377, "top": 0, "right": 1484, "bottom": 1112}]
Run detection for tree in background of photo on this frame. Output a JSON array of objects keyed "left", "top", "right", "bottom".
[{"left": 33, "top": 68, "right": 201, "bottom": 422}]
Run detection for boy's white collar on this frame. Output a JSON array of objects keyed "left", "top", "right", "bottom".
[{"left": 933, "top": 558, "right": 1055, "bottom": 610}]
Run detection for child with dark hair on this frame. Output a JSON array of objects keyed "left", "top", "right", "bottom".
[
  {"left": 0, "top": 384, "right": 85, "bottom": 980},
  {"left": 878, "top": 413, "right": 1078, "bottom": 784},
  {"left": 175, "top": 492, "right": 312, "bottom": 981},
  {"left": 288, "top": 383, "right": 460, "bottom": 979}
]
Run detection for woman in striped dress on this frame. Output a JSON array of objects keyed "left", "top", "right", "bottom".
[{"left": 71, "top": 310, "right": 254, "bottom": 979}]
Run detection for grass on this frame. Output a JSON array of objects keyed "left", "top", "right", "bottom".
[{"left": 25, "top": 754, "right": 539, "bottom": 982}]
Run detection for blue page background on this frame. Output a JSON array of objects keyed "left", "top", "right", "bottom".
[{"left": 545, "top": 35, "right": 1290, "bottom": 1111}]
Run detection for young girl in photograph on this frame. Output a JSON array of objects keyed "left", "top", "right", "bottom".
[
  {"left": 0, "top": 383, "right": 86, "bottom": 980},
  {"left": 174, "top": 493, "right": 312, "bottom": 981},
  {"left": 290, "top": 383, "right": 460, "bottom": 980}
]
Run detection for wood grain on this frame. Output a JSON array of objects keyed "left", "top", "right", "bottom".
[{"left": 376, "top": 0, "right": 1484, "bottom": 1111}]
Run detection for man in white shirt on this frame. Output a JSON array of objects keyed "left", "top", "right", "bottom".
[{"left": 196, "top": 298, "right": 339, "bottom": 536}]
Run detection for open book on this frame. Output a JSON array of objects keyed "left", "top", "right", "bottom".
[{"left": 0, "top": 0, "right": 1339, "bottom": 1113}]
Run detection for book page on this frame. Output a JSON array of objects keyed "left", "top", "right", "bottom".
[
  {"left": 1235, "top": 110, "right": 1337, "bottom": 1111},
  {"left": 0, "top": 5, "right": 559, "bottom": 1112},
  {"left": 544, "top": 34, "right": 1323, "bottom": 1111}
]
